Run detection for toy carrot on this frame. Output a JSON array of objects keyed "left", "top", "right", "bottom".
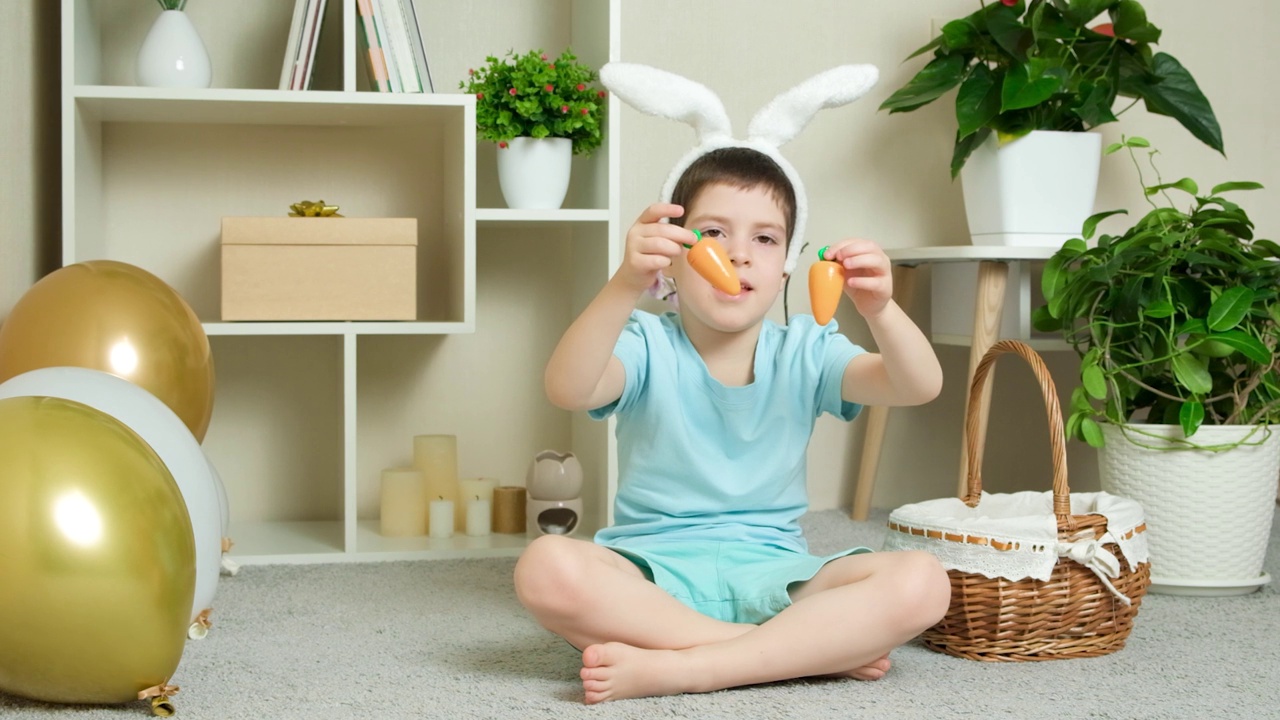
[
  {"left": 809, "top": 245, "right": 845, "bottom": 325},
  {"left": 685, "top": 229, "right": 741, "bottom": 295}
]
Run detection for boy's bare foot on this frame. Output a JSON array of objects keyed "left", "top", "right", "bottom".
[
  {"left": 579, "top": 644, "right": 893, "bottom": 703},
  {"left": 580, "top": 642, "right": 700, "bottom": 704},
  {"left": 834, "top": 654, "right": 891, "bottom": 681}
]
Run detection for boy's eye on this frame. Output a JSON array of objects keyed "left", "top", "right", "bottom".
[
  {"left": 755, "top": 235, "right": 778, "bottom": 245},
  {"left": 700, "top": 228, "right": 724, "bottom": 238}
]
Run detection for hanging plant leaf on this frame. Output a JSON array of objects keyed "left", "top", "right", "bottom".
[
  {"left": 1203, "top": 331, "right": 1272, "bottom": 365},
  {"left": 1171, "top": 352, "right": 1212, "bottom": 394},
  {"left": 1082, "top": 364, "right": 1108, "bottom": 400},
  {"left": 1080, "top": 417, "right": 1105, "bottom": 448},
  {"left": 1178, "top": 400, "right": 1204, "bottom": 438},
  {"left": 1207, "top": 286, "right": 1254, "bottom": 331}
]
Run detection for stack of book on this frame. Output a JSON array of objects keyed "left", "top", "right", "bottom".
[
  {"left": 355, "top": 0, "right": 434, "bottom": 93},
  {"left": 279, "top": 0, "right": 433, "bottom": 92},
  {"left": 279, "top": 0, "right": 327, "bottom": 90}
]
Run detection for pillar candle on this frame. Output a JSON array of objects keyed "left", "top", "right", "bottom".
[
  {"left": 379, "top": 468, "right": 426, "bottom": 537},
  {"left": 492, "top": 485, "right": 527, "bottom": 534},
  {"left": 428, "top": 498, "right": 454, "bottom": 538},
  {"left": 457, "top": 477, "right": 498, "bottom": 527},
  {"left": 465, "top": 497, "right": 492, "bottom": 536},
  {"left": 414, "top": 435, "right": 458, "bottom": 534}
]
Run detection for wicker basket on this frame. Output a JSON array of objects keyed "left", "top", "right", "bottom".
[{"left": 887, "top": 340, "right": 1151, "bottom": 661}]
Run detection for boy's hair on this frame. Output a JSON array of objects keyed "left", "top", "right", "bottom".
[{"left": 669, "top": 147, "right": 797, "bottom": 246}]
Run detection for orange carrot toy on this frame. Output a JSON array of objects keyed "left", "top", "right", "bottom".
[
  {"left": 809, "top": 245, "right": 844, "bottom": 325},
  {"left": 685, "top": 229, "right": 741, "bottom": 295}
]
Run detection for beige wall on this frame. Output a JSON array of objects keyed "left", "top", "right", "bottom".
[
  {"left": 620, "top": 0, "right": 1280, "bottom": 511},
  {"left": 1, "top": 1, "right": 60, "bottom": 321},
  {"left": 3, "top": 1, "right": 1274, "bottom": 515}
]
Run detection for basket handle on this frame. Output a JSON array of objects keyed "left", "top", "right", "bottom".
[{"left": 963, "top": 340, "right": 1071, "bottom": 523}]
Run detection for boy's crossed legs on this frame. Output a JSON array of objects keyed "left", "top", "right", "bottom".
[{"left": 514, "top": 534, "right": 951, "bottom": 704}]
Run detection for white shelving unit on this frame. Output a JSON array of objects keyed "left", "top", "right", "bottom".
[{"left": 62, "top": 0, "right": 622, "bottom": 564}]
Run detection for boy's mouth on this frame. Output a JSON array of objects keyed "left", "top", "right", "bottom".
[{"left": 717, "top": 279, "right": 752, "bottom": 299}]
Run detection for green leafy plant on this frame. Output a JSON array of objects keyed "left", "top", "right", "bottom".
[
  {"left": 879, "top": 0, "right": 1222, "bottom": 177},
  {"left": 155, "top": 0, "right": 188, "bottom": 9},
  {"left": 1035, "top": 136, "right": 1280, "bottom": 449},
  {"left": 459, "top": 48, "right": 606, "bottom": 157}
]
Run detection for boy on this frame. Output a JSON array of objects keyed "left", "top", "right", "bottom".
[{"left": 515, "top": 146, "right": 950, "bottom": 704}]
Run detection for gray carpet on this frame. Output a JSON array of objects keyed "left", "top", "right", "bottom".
[{"left": 3, "top": 509, "right": 1279, "bottom": 720}]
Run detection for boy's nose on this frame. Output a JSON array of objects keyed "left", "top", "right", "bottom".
[{"left": 725, "top": 237, "right": 751, "bottom": 266}]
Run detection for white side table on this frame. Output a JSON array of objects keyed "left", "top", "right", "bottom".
[{"left": 851, "top": 246, "right": 1064, "bottom": 520}]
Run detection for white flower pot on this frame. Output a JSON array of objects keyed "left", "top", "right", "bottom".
[
  {"left": 136, "top": 10, "right": 212, "bottom": 89},
  {"left": 960, "top": 130, "right": 1101, "bottom": 248},
  {"left": 1098, "top": 423, "right": 1280, "bottom": 595},
  {"left": 497, "top": 137, "right": 572, "bottom": 210}
]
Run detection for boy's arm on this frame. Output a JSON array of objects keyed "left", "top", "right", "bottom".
[
  {"left": 842, "top": 299, "right": 942, "bottom": 407},
  {"left": 544, "top": 203, "right": 692, "bottom": 411},
  {"left": 543, "top": 279, "right": 637, "bottom": 411},
  {"left": 820, "top": 240, "right": 942, "bottom": 407}
]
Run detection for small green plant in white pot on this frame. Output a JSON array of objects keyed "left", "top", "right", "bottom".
[
  {"left": 460, "top": 48, "right": 605, "bottom": 210},
  {"left": 1036, "top": 136, "right": 1280, "bottom": 595}
]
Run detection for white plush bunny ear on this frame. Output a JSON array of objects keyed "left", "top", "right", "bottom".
[
  {"left": 600, "top": 62, "right": 734, "bottom": 144},
  {"left": 747, "top": 65, "right": 879, "bottom": 147}
]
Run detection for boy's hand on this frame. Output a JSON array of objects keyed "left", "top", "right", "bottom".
[
  {"left": 823, "top": 239, "right": 893, "bottom": 319},
  {"left": 614, "top": 203, "right": 696, "bottom": 295}
]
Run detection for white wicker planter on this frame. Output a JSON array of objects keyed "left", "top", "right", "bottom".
[{"left": 1098, "top": 423, "right": 1280, "bottom": 595}]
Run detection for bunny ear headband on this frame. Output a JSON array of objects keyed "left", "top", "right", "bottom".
[{"left": 600, "top": 62, "right": 879, "bottom": 274}]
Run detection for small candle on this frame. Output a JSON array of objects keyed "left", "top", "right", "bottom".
[
  {"left": 428, "top": 497, "right": 454, "bottom": 538},
  {"left": 457, "top": 477, "right": 498, "bottom": 527},
  {"left": 379, "top": 468, "right": 426, "bottom": 537},
  {"left": 492, "top": 485, "right": 527, "bottom": 534},
  {"left": 466, "top": 496, "right": 492, "bottom": 536},
  {"left": 414, "top": 435, "right": 458, "bottom": 534}
]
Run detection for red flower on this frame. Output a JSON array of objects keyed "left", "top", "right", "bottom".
[
  {"left": 540, "top": 54, "right": 547, "bottom": 61},
  {"left": 545, "top": 84, "right": 554, "bottom": 92},
  {"left": 508, "top": 87, "right": 517, "bottom": 96},
  {"left": 475, "top": 92, "right": 483, "bottom": 99},
  {"left": 1091, "top": 22, "right": 1115, "bottom": 36},
  {"left": 468, "top": 68, "right": 474, "bottom": 76},
  {"left": 1000, "top": 0, "right": 1016, "bottom": 5},
  {"left": 560, "top": 105, "right": 569, "bottom": 113},
  {"left": 549, "top": 64, "right": 556, "bottom": 70},
  {"left": 576, "top": 84, "right": 586, "bottom": 92},
  {"left": 580, "top": 108, "right": 588, "bottom": 115},
  {"left": 597, "top": 91, "right": 606, "bottom": 98},
  {"left": 498, "top": 141, "right": 508, "bottom": 149}
]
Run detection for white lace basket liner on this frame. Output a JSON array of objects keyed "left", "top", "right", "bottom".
[{"left": 884, "top": 490, "right": 1149, "bottom": 604}]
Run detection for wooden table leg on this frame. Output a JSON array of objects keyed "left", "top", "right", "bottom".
[
  {"left": 851, "top": 264, "right": 918, "bottom": 520},
  {"left": 956, "top": 260, "right": 1009, "bottom": 498}
]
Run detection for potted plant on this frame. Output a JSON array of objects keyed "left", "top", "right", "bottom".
[
  {"left": 879, "top": 0, "right": 1222, "bottom": 247},
  {"left": 1035, "top": 135, "right": 1280, "bottom": 595},
  {"left": 460, "top": 48, "right": 606, "bottom": 210}
]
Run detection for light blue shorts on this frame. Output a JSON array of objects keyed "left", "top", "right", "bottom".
[{"left": 604, "top": 541, "right": 872, "bottom": 625}]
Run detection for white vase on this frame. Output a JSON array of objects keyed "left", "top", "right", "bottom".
[
  {"left": 1097, "top": 423, "right": 1280, "bottom": 595},
  {"left": 497, "top": 137, "right": 572, "bottom": 210},
  {"left": 960, "top": 130, "right": 1101, "bottom": 248},
  {"left": 136, "top": 10, "right": 212, "bottom": 89}
]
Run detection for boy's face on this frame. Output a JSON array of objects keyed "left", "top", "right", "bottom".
[{"left": 674, "top": 182, "right": 789, "bottom": 334}]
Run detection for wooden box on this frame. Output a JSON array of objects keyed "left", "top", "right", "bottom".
[{"left": 221, "top": 217, "right": 417, "bottom": 321}]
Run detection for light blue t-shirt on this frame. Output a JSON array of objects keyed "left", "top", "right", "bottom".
[{"left": 589, "top": 311, "right": 866, "bottom": 553}]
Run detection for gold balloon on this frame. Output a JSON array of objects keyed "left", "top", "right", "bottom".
[
  {"left": 0, "top": 260, "right": 214, "bottom": 441},
  {"left": 0, "top": 396, "right": 195, "bottom": 704}
]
